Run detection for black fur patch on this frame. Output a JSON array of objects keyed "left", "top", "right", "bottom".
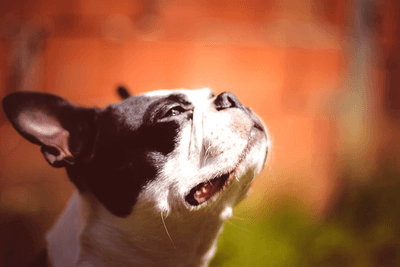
[
  {"left": 67, "top": 94, "right": 192, "bottom": 217},
  {"left": 3, "top": 91, "right": 194, "bottom": 217}
]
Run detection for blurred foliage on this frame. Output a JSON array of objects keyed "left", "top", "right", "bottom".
[{"left": 211, "top": 164, "right": 400, "bottom": 267}]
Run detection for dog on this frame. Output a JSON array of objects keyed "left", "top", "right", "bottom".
[{"left": 2, "top": 87, "right": 269, "bottom": 267}]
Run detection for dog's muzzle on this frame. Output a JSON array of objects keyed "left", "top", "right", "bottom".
[{"left": 185, "top": 92, "right": 267, "bottom": 206}]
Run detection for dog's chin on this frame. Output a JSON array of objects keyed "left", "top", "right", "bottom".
[{"left": 185, "top": 126, "right": 266, "bottom": 206}]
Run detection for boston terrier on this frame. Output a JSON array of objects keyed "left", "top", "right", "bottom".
[{"left": 2, "top": 87, "right": 269, "bottom": 267}]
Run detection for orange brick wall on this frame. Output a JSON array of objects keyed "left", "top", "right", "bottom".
[{"left": 0, "top": 0, "right": 348, "bottom": 266}]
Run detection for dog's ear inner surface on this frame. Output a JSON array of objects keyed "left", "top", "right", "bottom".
[{"left": 2, "top": 92, "right": 97, "bottom": 168}]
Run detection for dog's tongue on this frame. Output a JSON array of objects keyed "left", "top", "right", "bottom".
[{"left": 194, "top": 178, "right": 224, "bottom": 205}]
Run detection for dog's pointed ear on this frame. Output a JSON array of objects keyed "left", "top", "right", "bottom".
[{"left": 2, "top": 92, "right": 97, "bottom": 168}]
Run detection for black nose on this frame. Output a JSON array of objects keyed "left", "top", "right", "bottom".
[
  {"left": 214, "top": 92, "right": 243, "bottom": 110},
  {"left": 214, "top": 92, "right": 265, "bottom": 132}
]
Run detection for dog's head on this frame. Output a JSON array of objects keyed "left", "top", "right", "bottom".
[{"left": 2, "top": 88, "right": 268, "bottom": 219}]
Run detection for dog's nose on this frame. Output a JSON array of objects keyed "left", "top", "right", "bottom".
[
  {"left": 214, "top": 92, "right": 265, "bottom": 133},
  {"left": 214, "top": 92, "right": 243, "bottom": 110}
]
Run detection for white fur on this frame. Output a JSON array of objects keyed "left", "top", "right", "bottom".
[{"left": 46, "top": 88, "right": 268, "bottom": 267}]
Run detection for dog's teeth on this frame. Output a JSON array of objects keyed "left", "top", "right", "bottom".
[
  {"left": 201, "top": 186, "right": 209, "bottom": 194},
  {"left": 188, "top": 173, "right": 231, "bottom": 206}
]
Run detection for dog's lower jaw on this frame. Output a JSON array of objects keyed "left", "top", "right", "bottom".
[{"left": 48, "top": 190, "right": 232, "bottom": 267}]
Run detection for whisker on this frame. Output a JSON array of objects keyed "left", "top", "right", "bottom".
[
  {"left": 161, "top": 211, "right": 176, "bottom": 249},
  {"left": 226, "top": 220, "right": 250, "bottom": 234},
  {"left": 240, "top": 179, "right": 255, "bottom": 194},
  {"left": 230, "top": 215, "right": 252, "bottom": 221}
]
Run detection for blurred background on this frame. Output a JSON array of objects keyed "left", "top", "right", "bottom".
[{"left": 1, "top": 0, "right": 400, "bottom": 266}]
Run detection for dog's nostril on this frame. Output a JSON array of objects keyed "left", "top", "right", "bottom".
[{"left": 214, "top": 92, "right": 240, "bottom": 110}]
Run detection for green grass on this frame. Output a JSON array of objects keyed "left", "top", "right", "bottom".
[{"left": 211, "top": 166, "right": 400, "bottom": 267}]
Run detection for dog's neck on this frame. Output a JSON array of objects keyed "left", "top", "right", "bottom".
[{"left": 46, "top": 190, "right": 233, "bottom": 267}]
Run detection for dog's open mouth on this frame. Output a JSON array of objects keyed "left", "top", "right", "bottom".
[{"left": 185, "top": 172, "right": 233, "bottom": 206}]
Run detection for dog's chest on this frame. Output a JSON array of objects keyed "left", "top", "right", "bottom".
[{"left": 46, "top": 190, "right": 232, "bottom": 267}]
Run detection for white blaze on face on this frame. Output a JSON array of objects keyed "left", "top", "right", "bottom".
[
  {"left": 145, "top": 88, "right": 216, "bottom": 167},
  {"left": 186, "top": 88, "right": 215, "bottom": 165}
]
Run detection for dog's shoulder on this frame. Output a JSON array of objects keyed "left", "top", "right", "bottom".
[{"left": 45, "top": 190, "right": 85, "bottom": 267}]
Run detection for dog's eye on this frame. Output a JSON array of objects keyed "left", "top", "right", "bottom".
[{"left": 163, "top": 106, "right": 186, "bottom": 118}]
